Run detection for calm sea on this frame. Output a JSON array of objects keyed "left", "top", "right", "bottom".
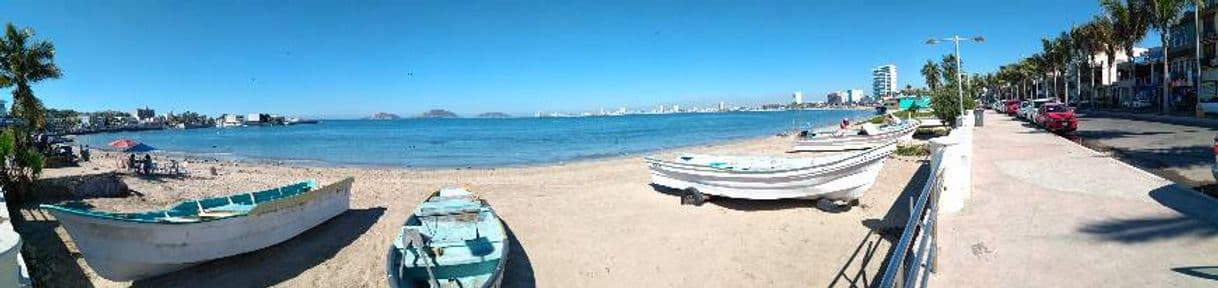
[{"left": 74, "top": 109, "right": 875, "bottom": 167}]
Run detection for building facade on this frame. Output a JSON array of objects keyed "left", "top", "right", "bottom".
[
  {"left": 826, "top": 91, "right": 844, "bottom": 105},
  {"left": 872, "top": 65, "right": 897, "bottom": 100},
  {"left": 846, "top": 89, "right": 865, "bottom": 104}
]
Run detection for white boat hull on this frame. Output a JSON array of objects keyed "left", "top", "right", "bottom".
[
  {"left": 47, "top": 178, "right": 354, "bottom": 281},
  {"left": 792, "top": 121, "right": 918, "bottom": 152},
  {"left": 646, "top": 143, "right": 894, "bottom": 201}
]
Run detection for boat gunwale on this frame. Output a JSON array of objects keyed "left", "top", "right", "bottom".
[
  {"left": 40, "top": 177, "right": 353, "bottom": 224},
  {"left": 644, "top": 141, "right": 897, "bottom": 175}
]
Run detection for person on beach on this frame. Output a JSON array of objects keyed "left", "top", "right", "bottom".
[
  {"left": 143, "top": 154, "right": 153, "bottom": 175},
  {"left": 834, "top": 118, "right": 850, "bottom": 137}
]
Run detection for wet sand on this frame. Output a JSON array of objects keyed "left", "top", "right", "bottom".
[{"left": 20, "top": 134, "right": 927, "bottom": 287}]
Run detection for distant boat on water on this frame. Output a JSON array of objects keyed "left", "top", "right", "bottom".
[
  {"left": 387, "top": 187, "right": 509, "bottom": 288},
  {"left": 286, "top": 117, "right": 320, "bottom": 125},
  {"left": 41, "top": 177, "right": 355, "bottom": 281}
]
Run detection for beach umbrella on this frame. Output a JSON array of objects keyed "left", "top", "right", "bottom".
[
  {"left": 109, "top": 139, "right": 138, "bottom": 149},
  {"left": 123, "top": 143, "right": 157, "bottom": 153}
]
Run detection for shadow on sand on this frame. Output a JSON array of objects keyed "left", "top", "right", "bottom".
[
  {"left": 1172, "top": 266, "right": 1218, "bottom": 281},
  {"left": 1079, "top": 185, "right": 1218, "bottom": 243},
  {"left": 826, "top": 162, "right": 930, "bottom": 288},
  {"left": 500, "top": 221, "right": 537, "bottom": 288},
  {"left": 11, "top": 205, "right": 95, "bottom": 288},
  {"left": 649, "top": 183, "right": 822, "bottom": 211},
  {"left": 132, "top": 207, "right": 386, "bottom": 287}
]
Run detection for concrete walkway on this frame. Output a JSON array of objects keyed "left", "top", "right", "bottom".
[{"left": 932, "top": 111, "right": 1218, "bottom": 287}]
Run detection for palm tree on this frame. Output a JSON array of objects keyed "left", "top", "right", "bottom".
[
  {"left": 1146, "top": 0, "right": 1198, "bottom": 113},
  {"left": 941, "top": 53, "right": 960, "bottom": 90},
  {"left": 921, "top": 60, "right": 941, "bottom": 91},
  {"left": 1102, "top": 0, "right": 1152, "bottom": 108},
  {"left": 0, "top": 23, "right": 61, "bottom": 198},
  {"left": 1077, "top": 17, "right": 1115, "bottom": 107},
  {"left": 0, "top": 23, "right": 59, "bottom": 130}
]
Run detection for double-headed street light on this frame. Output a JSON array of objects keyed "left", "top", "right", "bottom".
[{"left": 926, "top": 35, "right": 985, "bottom": 116}]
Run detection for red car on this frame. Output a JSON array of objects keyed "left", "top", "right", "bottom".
[
  {"left": 1004, "top": 100, "right": 1020, "bottom": 116},
  {"left": 1035, "top": 103, "right": 1077, "bottom": 132}
]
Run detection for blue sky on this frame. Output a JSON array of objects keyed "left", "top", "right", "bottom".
[{"left": 2, "top": 0, "right": 1104, "bottom": 118}]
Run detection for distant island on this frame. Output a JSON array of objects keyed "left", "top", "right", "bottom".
[
  {"left": 418, "top": 109, "right": 458, "bottom": 118},
  {"left": 366, "top": 112, "right": 401, "bottom": 120},
  {"left": 477, "top": 112, "right": 511, "bottom": 118}
]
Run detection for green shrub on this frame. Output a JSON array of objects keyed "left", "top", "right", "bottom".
[{"left": 896, "top": 143, "right": 931, "bottom": 156}]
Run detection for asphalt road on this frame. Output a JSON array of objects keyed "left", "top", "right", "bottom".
[{"left": 1071, "top": 113, "right": 1218, "bottom": 191}]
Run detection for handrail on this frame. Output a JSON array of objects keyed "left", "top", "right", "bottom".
[{"left": 877, "top": 161, "right": 944, "bottom": 287}]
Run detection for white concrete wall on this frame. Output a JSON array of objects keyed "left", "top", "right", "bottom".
[
  {"left": 0, "top": 192, "right": 30, "bottom": 287},
  {"left": 931, "top": 111, "right": 974, "bottom": 214}
]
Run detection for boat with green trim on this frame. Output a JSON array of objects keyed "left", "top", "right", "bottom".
[
  {"left": 387, "top": 187, "right": 509, "bottom": 288},
  {"left": 41, "top": 177, "right": 354, "bottom": 281}
]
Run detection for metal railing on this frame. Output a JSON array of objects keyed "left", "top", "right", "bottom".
[{"left": 877, "top": 164, "right": 944, "bottom": 288}]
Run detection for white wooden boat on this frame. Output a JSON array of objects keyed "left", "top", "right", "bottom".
[
  {"left": 41, "top": 177, "right": 355, "bottom": 281},
  {"left": 646, "top": 141, "right": 896, "bottom": 205},
  {"left": 792, "top": 120, "right": 919, "bottom": 152}
]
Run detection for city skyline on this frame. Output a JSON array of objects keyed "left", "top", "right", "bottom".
[{"left": 2, "top": 1, "right": 1104, "bottom": 118}]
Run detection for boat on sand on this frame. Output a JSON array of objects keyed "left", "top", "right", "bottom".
[
  {"left": 646, "top": 141, "right": 896, "bottom": 205},
  {"left": 41, "top": 177, "right": 355, "bottom": 281},
  {"left": 387, "top": 187, "right": 509, "bottom": 288},
  {"left": 792, "top": 120, "right": 919, "bottom": 152}
]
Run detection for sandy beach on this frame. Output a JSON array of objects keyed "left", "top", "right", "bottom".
[{"left": 17, "top": 134, "right": 926, "bottom": 287}]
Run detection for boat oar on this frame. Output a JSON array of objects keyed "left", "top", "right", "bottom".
[{"left": 403, "top": 227, "right": 441, "bottom": 287}]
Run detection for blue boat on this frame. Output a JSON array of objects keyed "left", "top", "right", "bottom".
[{"left": 387, "top": 187, "right": 509, "bottom": 288}]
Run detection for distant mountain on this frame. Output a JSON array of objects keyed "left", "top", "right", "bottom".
[
  {"left": 366, "top": 112, "right": 401, "bottom": 120},
  {"left": 477, "top": 112, "right": 511, "bottom": 118},
  {"left": 419, "top": 109, "right": 459, "bottom": 118}
]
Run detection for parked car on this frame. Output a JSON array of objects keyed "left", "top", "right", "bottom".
[
  {"left": 1025, "top": 98, "right": 1054, "bottom": 122},
  {"left": 1035, "top": 103, "right": 1077, "bottom": 132},
  {"left": 1004, "top": 100, "right": 1020, "bottom": 116},
  {"left": 1122, "top": 95, "right": 1152, "bottom": 109},
  {"left": 1212, "top": 135, "right": 1218, "bottom": 181}
]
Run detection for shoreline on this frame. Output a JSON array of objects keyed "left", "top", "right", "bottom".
[{"left": 74, "top": 113, "right": 876, "bottom": 171}]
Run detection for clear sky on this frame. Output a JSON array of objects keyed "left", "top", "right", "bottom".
[{"left": 1, "top": 0, "right": 1104, "bottom": 118}]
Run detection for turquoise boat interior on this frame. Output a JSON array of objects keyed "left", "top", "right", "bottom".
[
  {"left": 387, "top": 187, "right": 507, "bottom": 288},
  {"left": 40, "top": 180, "right": 317, "bottom": 224}
]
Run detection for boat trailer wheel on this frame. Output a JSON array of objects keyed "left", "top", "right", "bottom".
[{"left": 681, "top": 188, "right": 706, "bottom": 206}]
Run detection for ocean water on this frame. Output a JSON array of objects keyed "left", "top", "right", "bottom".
[{"left": 74, "top": 110, "right": 875, "bottom": 167}]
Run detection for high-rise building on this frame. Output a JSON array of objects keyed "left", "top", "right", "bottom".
[
  {"left": 872, "top": 65, "right": 897, "bottom": 100},
  {"left": 793, "top": 91, "right": 803, "bottom": 105},
  {"left": 846, "top": 89, "right": 865, "bottom": 104},
  {"left": 827, "top": 91, "right": 845, "bottom": 105}
]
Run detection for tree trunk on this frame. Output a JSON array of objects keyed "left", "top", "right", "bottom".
[
  {"left": 1163, "top": 31, "right": 1172, "bottom": 114},
  {"left": 1090, "top": 62, "right": 1097, "bottom": 109}
]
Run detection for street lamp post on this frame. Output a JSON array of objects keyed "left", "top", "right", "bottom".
[{"left": 927, "top": 35, "right": 985, "bottom": 118}]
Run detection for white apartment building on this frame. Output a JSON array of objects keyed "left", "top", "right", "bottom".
[{"left": 872, "top": 65, "right": 897, "bottom": 100}]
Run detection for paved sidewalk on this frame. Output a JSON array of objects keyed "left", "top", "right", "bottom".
[{"left": 932, "top": 111, "right": 1218, "bottom": 287}]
